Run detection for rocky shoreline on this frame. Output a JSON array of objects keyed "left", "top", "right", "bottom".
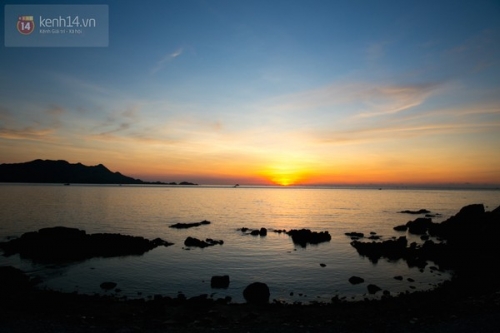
[
  {"left": 1, "top": 266, "right": 500, "bottom": 332},
  {"left": 1, "top": 203, "right": 500, "bottom": 331}
]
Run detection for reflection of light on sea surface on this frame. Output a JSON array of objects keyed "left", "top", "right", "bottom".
[{"left": 0, "top": 185, "right": 496, "bottom": 303}]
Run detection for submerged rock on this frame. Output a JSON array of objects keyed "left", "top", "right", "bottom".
[
  {"left": 0, "top": 227, "right": 173, "bottom": 262},
  {"left": 100, "top": 282, "right": 117, "bottom": 290},
  {"left": 348, "top": 276, "right": 365, "bottom": 285},
  {"left": 345, "top": 232, "right": 364, "bottom": 238},
  {"left": 399, "top": 209, "right": 431, "bottom": 215},
  {"left": 169, "top": 220, "right": 211, "bottom": 229}
]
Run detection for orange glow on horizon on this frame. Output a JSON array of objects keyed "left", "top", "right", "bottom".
[{"left": 260, "top": 163, "right": 313, "bottom": 186}]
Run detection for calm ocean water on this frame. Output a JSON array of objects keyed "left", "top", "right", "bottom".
[{"left": 1, "top": 184, "right": 499, "bottom": 303}]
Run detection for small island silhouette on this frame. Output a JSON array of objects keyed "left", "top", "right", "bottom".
[{"left": 0, "top": 159, "right": 197, "bottom": 185}]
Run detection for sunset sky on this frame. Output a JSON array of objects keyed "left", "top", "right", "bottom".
[{"left": 1, "top": 0, "right": 500, "bottom": 185}]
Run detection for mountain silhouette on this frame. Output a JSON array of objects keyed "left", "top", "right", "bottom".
[{"left": 0, "top": 159, "right": 145, "bottom": 184}]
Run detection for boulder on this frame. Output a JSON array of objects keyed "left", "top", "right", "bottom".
[
  {"left": 367, "top": 284, "right": 382, "bottom": 294},
  {"left": 243, "top": 282, "right": 270, "bottom": 304},
  {"left": 211, "top": 275, "right": 230, "bottom": 289}
]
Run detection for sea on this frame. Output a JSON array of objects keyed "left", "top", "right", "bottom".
[{"left": 1, "top": 184, "right": 499, "bottom": 303}]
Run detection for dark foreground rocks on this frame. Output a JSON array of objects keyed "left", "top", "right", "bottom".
[
  {"left": 1, "top": 266, "right": 500, "bottom": 333},
  {"left": 0, "top": 227, "right": 173, "bottom": 262}
]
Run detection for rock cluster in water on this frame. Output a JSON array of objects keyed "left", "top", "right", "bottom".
[
  {"left": 237, "top": 227, "right": 268, "bottom": 236},
  {"left": 351, "top": 204, "right": 500, "bottom": 274},
  {"left": 0, "top": 226, "right": 173, "bottom": 262}
]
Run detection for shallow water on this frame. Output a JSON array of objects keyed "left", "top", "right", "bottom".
[{"left": 1, "top": 184, "right": 499, "bottom": 303}]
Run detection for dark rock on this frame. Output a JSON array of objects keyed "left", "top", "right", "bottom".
[
  {"left": 351, "top": 236, "right": 408, "bottom": 263},
  {"left": 287, "top": 229, "right": 331, "bottom": 247},
  {"left": 243, "top": 282, "right": 270, "bottom": 304},
  {"left": 367, "top": 284, "right": 382, "bottom": 294},
  {"left": 184, "top": 237, "right": 223, "bottom": 248},
  {"left": 394, "top": 276, "right": 403, "bottom": 281},
  {"left": 100, "top": 282, "right": 117, "bottom": 290},
  {"left": 0, "top": 266, "right": 33, "bottom": 294},
  {"left": 345, "top": 232, "right": 364, "bottom": 238},
  {"left": 259, "top": 228, "right": 267, "bottom": 236},
  {"left": 348, "top": 276, "right": 364, "bottom": 285},
  {"left": 0, "top": 227, "right": 173, "bottom": 262},
  {"left": 211, "top": 275, "right": 230, "bottom": 289},
  {"left": 320, "top": 263, "right": 326, "bottom": 267},
  {"left": 169, "top": 220, "right": 211, "bottom": 229},
  {"left": 406, "top": 217, "right": 433, "bottom": 235},
  {"left": 393, "top": 225, "right": 407, "bottom": 231},
  {"left": 250, "top": 230, "right": 260, "bottom": 236},
  {"left": 399, "top": 209, "right": 431, "bottom": 215},
  {"left": 407, "top": 278, "right": 415, "bottom": 282}
]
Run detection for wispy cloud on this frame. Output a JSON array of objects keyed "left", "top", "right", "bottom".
[
  {"left": 0, "top": 127, "right": 56, "bottom": 141},
  {"left": 355, "top": 83, "right": 441, "bottom": 118},
  {"left": 260, "top": 80, "right": 443, "bottom": 119},
  {"left": 151, "top": 47, "right": 184, "bottom": 74}
]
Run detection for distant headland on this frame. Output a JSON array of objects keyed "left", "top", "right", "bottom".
[{"left": 0, "top": 159, "right": 197, "bottom": 185}]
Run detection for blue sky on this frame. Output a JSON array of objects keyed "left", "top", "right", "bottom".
[{"left": 1, "top": 0, "right": 500, "bottom": 185}]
